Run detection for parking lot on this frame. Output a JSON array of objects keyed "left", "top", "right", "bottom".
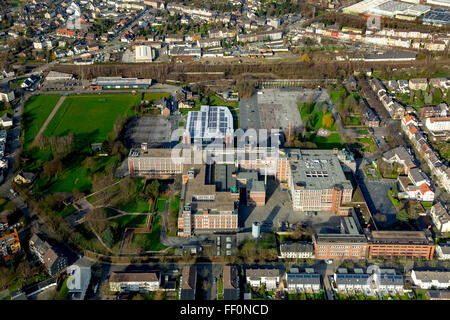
[{"left": 123, "top": 115, "right": 180, "bottom": 148}]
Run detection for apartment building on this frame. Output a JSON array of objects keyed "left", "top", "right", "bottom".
[
  {"left": 409, "top": 78, "right": 428, "bottom": 91},
  {"left": 382, "top": 146, "right": 416, "bottom": 174},
  {"left": 425, "top": 117, "right": 450, "bottom": 133},
  {"left": 29, "top": 234, "right": 69, "bottom": 276},
  {"left": 313, "top": 234, "right": 368, "bottom": 259},
  {"left": 436, "top": 243, "right": 450, "bottom": 260},
  {"left": 109, "top": 272, "right": 160, "bottom": 293},
  {"left": 236, "top": 171, "right": 265, "bottom": 206},
  {"left": 366, "top": 230, "right": 435, "bottom": 260},
  {"left": 287, "top": 149, "right": 353, "bottom": 215},
  {"left": 0, "top": 229, "right": 21, "bottom": 263}
]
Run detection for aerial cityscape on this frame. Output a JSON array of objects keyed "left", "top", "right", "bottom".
[{"left": 0, "top": 0, "right": 450, "bottom": 306}]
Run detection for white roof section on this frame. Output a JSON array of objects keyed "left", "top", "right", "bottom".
[
  {"left": 135, "top": 45, "right": 153, "bottom": 61},
  {"left": 186, "top": 105, "right": 234, "bottom": 140},
  {"left": 343, "top": 0, "right": 430, "bottom": 16},
  {"left": 45, "top": 71, "right": 74, "bottom": 81}
]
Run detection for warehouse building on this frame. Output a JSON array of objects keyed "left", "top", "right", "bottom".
[
  {"left": 90, "top": 77, "right": 152, "bottom": 89},
  {"left": 135, "top": 45, "right": 153, "bottom": 62}
]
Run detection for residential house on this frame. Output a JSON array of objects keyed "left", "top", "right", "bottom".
[
  {"left": 14, "top": 171, "right": 36, "bottom": 184},
  {"left": 246, "top": 268, "right": 280, "bottom": 290},
  {"left": 109, "top": 272, "right": 160, "bottom": 293},
  {"left": 436, "top": 243, "right": 450, "bottom": 260},
  {"left": 382, "top": 146, "right": 416, "bottom": 174},
  {"left": 418, "top": 103, "right": 448, "bottom": 119},
  {"left": 29, "top": 234, "right": 69, "bottom": 276},
  {"left": 66, "top": 260, "right": 91, "bottom": 300},
  {"left": 223, "top": 265, "right": 240, "bottom": 300},
  {"left": 0, "top": 86, "right": 14, "bottom": 103},
  {"left": 180, "top": 265, "right": 197, "bottom": 300},
  {"left": 1, "top": 113, "right": 13, "bottom": 128},
  {"left": 430, "top": 202, "right": 450, "bottom": 233},
  {"left": 285, "top": 273, "right": 321, "bottom": 292},
  {"left": 411, "top": 270, "right": 450, "bottom": 289},
  {"left": 154, "top": 97, "right": 171, "bottom": 116},
  {"left": 279, "top": 241, "right": 314, "bottom": 259},
  {"left": 333, "top": 273, "right": 371, "bottom": 292},
  {"left": 409, "top": 78, "right": 428, "bottom": 91},
  {"left": 0, "top": 229, "right": 21, "bottom": 263}
]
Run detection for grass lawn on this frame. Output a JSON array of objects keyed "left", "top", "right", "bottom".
[
  {"left": 388, "top": 190, "right": 401, "bottom": 208},
  {"left": 421, "top": 201, "right": 433, "bottom": 209},
  {"left": 357, "top": 137, "right": 377, "bottom": 153},
  {"left": 299, "top": 102, "right": 336, "bottom": 131},
  {"left": 358, "top": 129, "right": 369, "bottom": 135},
  {"left": 178, "top": 121, "right": 184, "bottom": 127},
  {"left": 60, "top": 205, "right": 77, "bottom": 218},
  {"left": 304, "top": 132, "right": 342, "bottom": 148},
  {"left": 111, "top": 214, "right": 147, "bottom": 228},
  {"left": 348, "top": 115, "right": 362, "bottom": 126},
  {"left": 329, "top": 88, "right": 348, "bottom": 105},
  {"left": 115, "top": 200, "right": 151, "bottom": 213},
  {"left": 23, "top": 95, "right": 61, "bottom": 149},
  {"left": 44, "top": 94, "right": 140, "bottom": 151},
  {"left": 143, "top": 92, "right": 170, "bottom": 102},
  {"left": 156, "top": 199, "right": 167, "bottom": 213},
  {"left": 209, "top": 94, "right": 239, "bottom": 110},
  {"left": 54, "top": 278, "right": 69, "bottom": 300},
  {"left": 132, "top": 216, "right": 167, "bottom": 251}
]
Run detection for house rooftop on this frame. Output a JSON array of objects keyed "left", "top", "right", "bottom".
[{"left": 109, "top": 272, "right": 159, "bottom": 283}]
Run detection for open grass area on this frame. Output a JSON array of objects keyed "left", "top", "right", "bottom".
[
  {"left": 348, "top": 115, "right": 362, "bottom": 126},
  {"left": 304, "top": 132, "right": 342, "bottom": 149},
  {"left": 115, "top": 200, "right": 151, "bottom": 213},
  {"left": 131, "top": 216, "right": 167, "bottom": 251},
  {"left": 44, "top": 94, "right": 140, "bottom": 150},
  {"left": 388, "top": 189, "right": 401, "bottom": 208},
  {"left": 23, "top": 95, "right": 61, "bottom": 149},
  {"left": 60, "top": 205, "right": 77, "bottom": 218},
  {"left": 357, "top": 137, "right": 377, "bottom": 153},
  {"left": 143, "top": 92, "right": 170, "bottom": 102},
  {"left": 111, "top": 214, "right": 147, "bottom": 228},
  {"left": 298, "top": 102, "right": 336, "bottom": 131},
  {"left": 156, "top": 199, "right": 167, "bottom": 213}
]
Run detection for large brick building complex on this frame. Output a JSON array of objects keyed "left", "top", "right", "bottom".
[
  {"left": 286, "top": 149, "right": 353, "bottom": 215},
  {"left": 365, "top": 230, "right": 435, "bottom": 260}
]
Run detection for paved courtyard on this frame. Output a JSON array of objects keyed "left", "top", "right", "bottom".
[
  {"left": 123, "top": 115, "right": 179, "bottom": 148},
  {"left": 239, "top": 177, "right": 341, "bottom": 234}
]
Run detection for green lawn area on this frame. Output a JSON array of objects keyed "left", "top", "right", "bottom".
[
  {"left": 304, "top": 132, "right": 343, "bottom": 148},
  {"left": 156, "top": 199, "right": 167, "bottom": 213},
  {"left": 421, "top": 201, "right": 433, "bottom": 209},
  {"left": 358, "top": 129, "right": 369, "bottom": 135},
  {"left": 329, "top": 88, "right": 347, "bottom": 105},
  {"left": 60, "top": 205, "right": 77, "bottom": 218},
  {"left": 111, "top": 214, "right": 147, "bottom": 228},
  {"left": 388, "top": 189, "right": 401, "bottom": 208},
  {"left": 131, "top": 216, "right": 167, "bottom": 251},
  {"left": 23, "top": 95, "right": 61, "bottom": 149},
  {"left": 44, "top": 94, "right": 140, "bottom": 150},
  {"left": 357, "top": 137, "right": 377, "bottom": 153},
  {"left": 209, "top": 94, "right": 239, "bottom": 110},
  {"left": 54, "top": 278, "right": 69, "bottom": 300},
  {"left": 143, "top": 92, "right": 170, "bottom": 102},
  {"left": 115, "top": 200, "right": 151, "bottom": 213},
  {"left": 348, "top": 115, "right": 362, "bottom": 126},
  {"left": 178, "top": 121, "right": 184, "bottom": 127},
  {"left": 299, "top": 102, "right": 336, "bottom": 131}
]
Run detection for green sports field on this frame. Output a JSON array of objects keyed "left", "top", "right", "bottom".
[
  {"left": 43, "top": 94, "right": 140, "bottom": 148},
  {"left": 23, "top": 95, "right": 61, "bottom": 149}
]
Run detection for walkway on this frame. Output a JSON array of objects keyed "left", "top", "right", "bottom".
[{"left": 32, "top": 95, "right": 66, "bottom": 145}]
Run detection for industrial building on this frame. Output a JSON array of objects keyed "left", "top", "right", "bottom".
[
  {"left": 365, "top": 230, "right": 435, "bottom": 260},
  {"left": 177, "top": 164, "right": 239, "bottom": 237},
  {"left": 287, "top": 149, "right": 353, "bottom": 215},
  {"left": 90, "top": 77, "right": 152, "bottom": 89},
  {"left": 183, "top": 105, "right": 234, "bottom": 146},
  {"left": 135, "top": 45, "right": 153, "bottom": 62}
]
